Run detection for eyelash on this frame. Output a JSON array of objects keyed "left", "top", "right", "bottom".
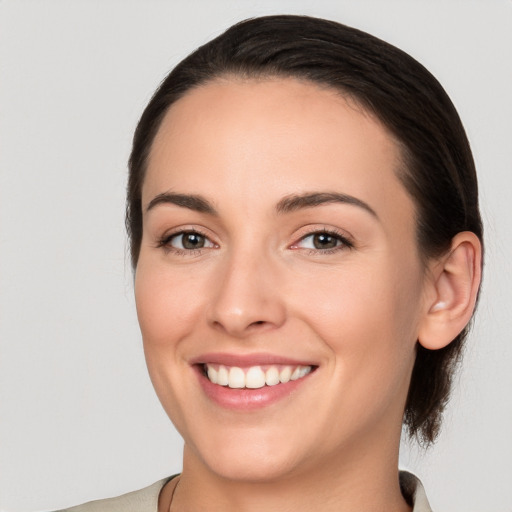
[
  {"left": 292, "top": 228, "right": 353, "bottom": 255},
  {"left": 156, "top": 229, "right": 215, "bottom": 256},
  {"left": 156, "top": 228, "right": 353, "bottom": 256}
]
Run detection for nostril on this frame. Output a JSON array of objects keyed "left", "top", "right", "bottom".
[{"left": 246, "top": 320, "right": 273, "bottom": 332}]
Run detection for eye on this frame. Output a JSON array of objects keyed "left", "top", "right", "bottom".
[
  {"left": 293, "top": 230, "right": 352, "bottom": 252},
  {"left": 162, "top": 231, "right": 216, "bottom": 251}
]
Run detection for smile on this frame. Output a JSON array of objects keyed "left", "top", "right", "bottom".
[{"left": 204, "top": 363, "right": 313, "bottom": 389}]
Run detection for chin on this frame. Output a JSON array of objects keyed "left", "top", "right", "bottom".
[
  {"left": 203, "top": 452, "right": 300, "bottom": 483},
  {"left": 186, "top": 427, "right": 307, "bottom": 483}
]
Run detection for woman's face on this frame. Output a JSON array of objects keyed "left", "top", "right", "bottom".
[{"left": 135, "top": 78, "right": 428, "bottom": 481}]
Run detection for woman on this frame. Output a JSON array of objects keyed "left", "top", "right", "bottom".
[{"left": 60, "top": 14, "right": 482, "bottom": 512}]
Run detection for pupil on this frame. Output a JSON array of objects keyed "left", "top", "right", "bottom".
[
  {"left": 183, "top": 233, "right": 204, "bottom": 249},
  {"left": 313, "top": 233, "right": 337, "bottom": 249}
]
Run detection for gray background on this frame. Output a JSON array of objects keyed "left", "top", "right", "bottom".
[{"left": 1, "top": 1, "right": 511, "bottom": 510}]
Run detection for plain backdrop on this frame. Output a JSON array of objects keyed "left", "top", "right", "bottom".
[{"left": 1, "top": 1, "right": 511, "bottom": 511}]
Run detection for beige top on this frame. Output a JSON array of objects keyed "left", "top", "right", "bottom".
[{"left": 55, "top": 471, "right": 432, "bottom": 512}]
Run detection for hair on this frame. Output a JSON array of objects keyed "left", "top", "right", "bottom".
[{"left": 126, "top": 15, "right": 483, "bottom": 445}]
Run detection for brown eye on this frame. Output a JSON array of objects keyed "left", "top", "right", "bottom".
[
  {"left": 182, "top": 233, "right": 205, "bottom": 249},
  {"left": 168, "top": 231, "right": 215, "bottom": 251},
  {"left": 312, "top": 233, "right": 338, "bottom": 249},
  {"left": 294, "top": 230, "right": 352, "bottom": 252}
]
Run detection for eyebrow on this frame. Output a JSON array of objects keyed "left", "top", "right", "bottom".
[
  {"left": 145, "top": 191, "right": 377, "bottom": 218},
  {"left": 145, "top": 192, "right": 218, "bottom": 215},
  {"left": 276, "top": 192, "right": 378, "bottom": 218}
]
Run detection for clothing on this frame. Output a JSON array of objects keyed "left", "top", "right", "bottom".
[
  {"left": 400, "top": 471, "right": 432, "bottom": 512},
  {"left": 54, "top": 478, "right": 174, "bottom": 512},
  {"left": 55, "top": 471, "right": 432, "bottom": 511}
]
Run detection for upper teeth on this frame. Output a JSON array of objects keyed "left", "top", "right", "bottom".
[{"left": 205, "top": 364, "right": 312, "bottom": 389}]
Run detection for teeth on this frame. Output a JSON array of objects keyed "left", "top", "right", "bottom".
[
  {"left": 290, "top": 367, "right": 302, "bottom": 380},
  {"left": 229, "top": 367, "right": 245, "bottom": 388},
  {"left": 265, "top": 366, "right": 280, "bottom": 386},
  {"left": 290, "top": 366, "right": 311, "bottom": 380},
  {"left": 298, "top": 366, "right": 310, "bottom": 378},
  {"left": 207, "top": 366, "right": 218, "bottom": 384},
  {"left": 279, "top": 366, "right": 292, "bottom": 383},
  {"left": 218, "top": 365, "right": 229, "bottom": 386},
  {"left": 246, "top": 366, "right": 266, "bottom": 388},
  {"left": 204, "top": 364, "right": 312, "bottom": 388}
]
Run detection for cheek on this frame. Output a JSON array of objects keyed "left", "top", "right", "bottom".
[
  {"left": 134, "top": 262, "right": 203, "bottom": 348},
  {"left": 134, "top": 261, "right": 204, "bottom": 431},
  {"left": 290, "top": 257, "right": 423, "bottom": 383}
]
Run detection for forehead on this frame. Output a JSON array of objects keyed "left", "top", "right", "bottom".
[
  {"left": 149, "top": 77, "right": 396, "bottom": 168},
  {"left": 144, "top": 77, "right": 413, "bottom": 226}
]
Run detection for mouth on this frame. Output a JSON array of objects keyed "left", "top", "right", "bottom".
[
  {"left": 202, "top": 363, "right": 314, "bottom": 389},
  {"left": 192, "top": 354, "right": 318, "bottom": 410}
]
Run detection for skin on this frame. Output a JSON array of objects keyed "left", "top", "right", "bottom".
[{"left": 135, "top": 78, "right": 433, "bottom": 512}]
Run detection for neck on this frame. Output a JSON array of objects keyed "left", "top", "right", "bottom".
[{"left": 166, "top": 434, "right": 411, "bottom": 512}]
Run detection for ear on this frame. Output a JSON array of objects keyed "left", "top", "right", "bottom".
[{"left": 418, "top": 232, "right": 482, "bottom": 350}]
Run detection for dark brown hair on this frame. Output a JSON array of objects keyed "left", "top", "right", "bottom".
[{"left": 127, "top": 15, "right": 483, "bottom": 444}]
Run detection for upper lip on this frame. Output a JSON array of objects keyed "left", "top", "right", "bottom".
[{"left": 189, "top": 352, "right": 318, "bottom": 367}]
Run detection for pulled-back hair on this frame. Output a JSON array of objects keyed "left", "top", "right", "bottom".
[{"left": 127, "top": 15, "right": 483, "bottom": 444}]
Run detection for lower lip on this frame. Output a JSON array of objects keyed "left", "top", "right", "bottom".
[{"left": 195, "top": 366, "right": 314, "bottom": 411}]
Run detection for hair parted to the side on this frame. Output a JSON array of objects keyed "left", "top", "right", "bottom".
[{"left": 126, "top": 15, "right": 483, "bottom": 445}]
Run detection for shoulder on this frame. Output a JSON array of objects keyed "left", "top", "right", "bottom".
[
  {"left": 399, "top": 471, "right": 433, "bottom": 512},
  {"left": 53, "top": 477, "right": 173, "bottom": 512},
  {"left": 53, "top": 473, "right": 430, "bottom": 511}
]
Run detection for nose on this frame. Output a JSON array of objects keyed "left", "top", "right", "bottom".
[{"left": 206, "top": 250, "right": 287, "bottom": 338}]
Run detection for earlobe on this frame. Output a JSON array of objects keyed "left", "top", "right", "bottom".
[{"left": 418, "top": 232, "right": 482, "bottom": 350}]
